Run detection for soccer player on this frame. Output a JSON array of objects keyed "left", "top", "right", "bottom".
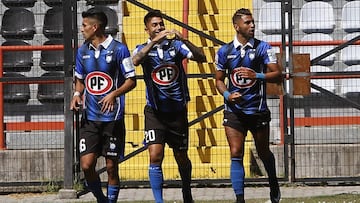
[
  {"left": 70, "top": 8, "right": 136, "bottom": 203},
  {"left": 215, "top": 8, "right": 282, "bottom": 203},
  {"left": 132, "top": 10, "right": 206, "bottom": 203}
]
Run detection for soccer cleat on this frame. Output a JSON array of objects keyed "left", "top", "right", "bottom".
[
  {"left": 236, "top": 194, "right": 245, "bottom": 203},
  {"left": 270, "top": 187, "right": 281, "bottom": 203}
]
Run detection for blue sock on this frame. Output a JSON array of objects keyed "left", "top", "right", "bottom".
[
  {"left": 230, "top": 158, "right": 245, "bottom": 196},
  {"left": 85, "top": 180, "right": 107, "bottom": 203},
  {"left": 149, "top": 164, "right": 164, "bottom": 203},
  {"left": 178, "top": 161, "right": 193, "bottom": 203},
  {"left": 107, "top": 184, "right": 120, "bottom": 203}
]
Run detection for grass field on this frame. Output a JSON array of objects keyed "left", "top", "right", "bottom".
[
  {"left": 74, "top": 194, "right": 360, "bottom": 203},
  {"left": 135, "top": 193, "right": 359, "bottom": 202}
]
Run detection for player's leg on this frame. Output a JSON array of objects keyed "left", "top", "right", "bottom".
[
  {"left": 168, "top": 115, "right": 193, "bottom": 203},
  {"left": 103, "top": 119, "right": 125, "bottom": 203},
  {"left": 173, "top": 149, "right": 193, "bottom": 203},
  {"left": 223, "top": 110, "right": 247, "bottom": 203},
  {"left": 251, "top": 123, "right": 280, "bottom": 203},
  {"left": 148, "top": 143, "right": 165, "bottom": 203},
  {"left": 81, "top": 153, "right": 107, "bottom": 203},
  {"left": 105, "top": 158, "right": 120, "bottom": 203},
  {"left": 225, "top": 126, "right": 246, "bottom": 203},
  {"left": 144, "top": 106, "right": 166, "bottom": 203},
  {"left": 79, "top": 121, "right": 107, "bottom": 203}
]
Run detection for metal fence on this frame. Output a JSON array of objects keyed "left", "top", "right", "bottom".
[{"left": 0, "top": 0, "right": 359, "bottom": 194}]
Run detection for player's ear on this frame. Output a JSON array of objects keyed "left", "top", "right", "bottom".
[
  {"left": 144, "top": 27, "right": 149, "bottom": 34},
  {"left": 233, "top": 24, "right": 239, "bottom": 31}
]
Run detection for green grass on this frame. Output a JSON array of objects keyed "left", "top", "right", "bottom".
[
  {"left": 246, "top": 193, "right": 360, "bottom": 203},
  {"left": 78, "top": 194, "right": 360, "bottom": 203}
]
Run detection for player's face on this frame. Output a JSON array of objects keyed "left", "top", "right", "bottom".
[
  {"left": 81, "top": 17, "right": 97, "bottom": 41},
  {"left": 234, "top": 14, "right": 255, "bottom": 39},
  {"left": 145, "top": 17, "right": 165, "bottom": 39}
]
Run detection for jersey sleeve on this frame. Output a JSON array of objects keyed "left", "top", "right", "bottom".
[
  {"left": 176, "top": 40, "right": 193, "bottom": 59},
  {"left": 74, "top": 47, "right": 85, "bottom": 80},
  {"left": 260, "top": 42, "right": 277, "bottom": 64},
  {"left": 117, "top": 45, "right": 136, "bottom": 78},
  {"left": 132, "top": 44, "right": 142, "bottom": 56},
  {"left": 215, "top": 45, "right": 227, "bottom": 71}
]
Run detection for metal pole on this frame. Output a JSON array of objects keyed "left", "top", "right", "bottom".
[
  {"left": 287, "top": 0, "right": 295, "bottom": 182},
  {"left": 63, "top": 0, "right": 75, "bottom": 189},
  {"left": 280, "top": 0, "right": 294, "bottom": 183},
  {"left": 0, "top": 49, "right": 5, "bottom": 149}
]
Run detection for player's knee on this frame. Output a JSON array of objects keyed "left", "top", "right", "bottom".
[
  {"left": 106, "top": 167, "right": 119, "bottom": 180},
  {"left": 174, "top": 151, "right": 190, "bottom": 165},
  {"left": 149, "top": 152, "right": 164, "bottom": 164},
  {"left": 150, "top": 158, "right": 162, "bottom": 165},
  {"left": 230, "top": 148, "right": 243, "bottom": 158},
  {"left": 81, "top": 162, "right": 94, "bottom": 172}
]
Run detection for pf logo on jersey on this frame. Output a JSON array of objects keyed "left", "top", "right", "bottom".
[
  {"left": 151, "top": 64, "right": 179, "bottom": 85},
  {"left": 230, "top": 67, "right": 256, "bottom": 88},
  {"left": 85, "top": 71, "right": 113, "bottom": 95}
]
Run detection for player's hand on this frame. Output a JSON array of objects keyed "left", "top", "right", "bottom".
[
  {"left": 228, "top": 92, "right": 242, "bottom": 104},
  {"left": 98, "top": 93, "right": 116, "bottom": 113},
  {"left": 152, "top": 30, "right": 172, "bottom": 44},
  {"left": 170, "top": 29, "right": 185, "bottom": 41},
  {"left": 238, "top": 67, "right": 256, "bottom": 79},
  {"left": 70, "top": 96, "right": 82, "bottom": 111}
]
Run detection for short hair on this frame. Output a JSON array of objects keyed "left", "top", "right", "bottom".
[
  {"left": 232, "top": 8, "right": 252, "bottom": 24},
  {"left": 144, "top": 9, "right": 163, "bottom": 25},
  {"left": 82, "top": 7, "right": 108, "bottom": 31}
]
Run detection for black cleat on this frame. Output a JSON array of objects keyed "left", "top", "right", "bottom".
[
  {"left": 236, "top": 194, "right": 245, "bottom": 203},
  {"left": 270, "top": 186, "right": 281, "bottom": 203}
]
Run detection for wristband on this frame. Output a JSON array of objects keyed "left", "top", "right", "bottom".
[
  {"left": 73, "top": 91, "right": 81, "bottom": 97},
  {"left": 223, "top": 90, "right": 231, "bottom": 101},
  {"left": 255, "top": 73, "right": 265, "bottom": 80}
]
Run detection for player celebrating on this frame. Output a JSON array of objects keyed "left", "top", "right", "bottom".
[
  {"left": 70, "top": 8, "right": 136, "bottom": 203},
  {"left": 215, "top": 8, "right": 282, "bottom": 203},
  {"left": 132, "top": 10, "right": 206, "bottom": 203}
]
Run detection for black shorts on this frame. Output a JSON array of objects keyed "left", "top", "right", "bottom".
[
  {"left": 79, "top": 118, "right": 125, "bottom": 160},
  {"left": 144, "top": 105, "right": 189, "bottom": 151},
  {"left": 223, "top": 110, "right": 271, "bottom": 134}
]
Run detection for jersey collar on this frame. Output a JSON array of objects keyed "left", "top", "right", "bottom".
[
  {"left": 147, "top": 38, "right": 170, "bottom": 48},
  {"left": 233, "top": 35, "right": 254, "bottom": 50},
  {"left": 89, "top": 35, "right": 113, "bottom": 50}
]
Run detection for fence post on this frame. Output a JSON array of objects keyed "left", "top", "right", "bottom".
[
  {"left": 61, "top": 0, "right": 76, "bottom": 197},
  {"left": 0, "top": 49, "right": 4, "bottom": 150}
]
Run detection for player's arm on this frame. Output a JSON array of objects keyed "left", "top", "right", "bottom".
[
  {"left": 238, "top": 63, "right": 282, "bottom": 83},
  {"left": 100, "top": 53, "right": 137, "bottom": 113},
  {"left": 132, "top": 41, "right": 156, "bottom": 66},
  {"left": 262, "top": 46, "right": 282, "bottom": 83},
  {"left": 110, "top": 77, "right": 136, "bottom": 98},
  {"left": 215, "top": 70, "right": 227, "bottom": 95},
  {"left": 215, "top": 70, "right": 242, "bottom": 103},
  {"left": 70, "top": 77, "right": 85, "bottom": 111},
  {"left": 132, "top": 30, "right": 172, "bottom": 66},
  {"left": 99, "top": 77, "right": 136, "bottom": 113},
  {"left": 172, "top": 29, "right": 206, "bottom": 63},
  {"left": 215, "top": 47, "right": 241, "bottom": 103},
  {"left": 265, "top": 62, "right": 282, "bottom": 83},
  {"left": 239, "top": 46, "right": 282, "bottom": 83}
]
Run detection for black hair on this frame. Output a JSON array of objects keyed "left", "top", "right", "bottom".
[
  {"left": 144, "top": 9, "right": 163, "bottom": 25},
  {"left": 232, "top": 8, "right": 252, "bottom": 24},
  {"left": 82, "top": 7, "right": 108, "bottom": 31}
]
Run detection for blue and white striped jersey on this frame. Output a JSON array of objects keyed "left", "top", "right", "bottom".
[
  {"left": 216, "top": 36, "right": 277, "bottom": 114},
  {"left": 75, "top": 35, "right": 135, "bottom": 121},
  {"left": 134, "top": 39, "right": 193, "bottom": 112}
]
